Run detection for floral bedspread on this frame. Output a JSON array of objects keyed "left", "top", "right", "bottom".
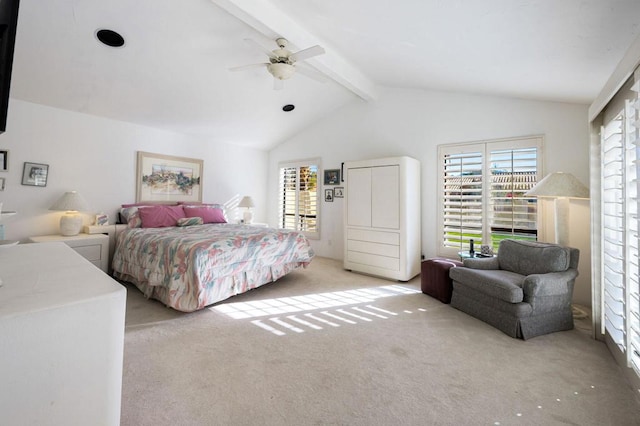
[{"left": 112, "top": 224, "right": 315, "bottom": 311}]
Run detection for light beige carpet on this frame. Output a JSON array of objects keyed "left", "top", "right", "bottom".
[{"left": 121, "top": 257, "right": 640, "bottom": 425}]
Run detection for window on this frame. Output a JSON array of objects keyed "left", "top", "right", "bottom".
[
  {"left": 599, "top": 76, "right": 640, "bottom": 377},
  {"left": 438, "top": 136, "right": 542, "bottom": 258},
  {"left": 278, "top": 159, "right": 320, "bottom": 238}
]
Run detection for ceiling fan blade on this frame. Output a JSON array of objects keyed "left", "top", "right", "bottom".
[
  {"left": 295, "top": 63, "right": 327, "bottom": 83},
  {"left": 290, "top": 45, "right": 325, "bottom": 62},
  {"left": 273, "top": 78, "right": 284, "bottom": 90},
  {"left": 244, "top": 38, "right": 277, "bottom": 60},
  {"left": 229, "top": 63, "right": 268, "bottom": 72}
]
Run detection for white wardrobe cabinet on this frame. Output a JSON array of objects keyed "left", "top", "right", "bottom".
[{"left": 343, "top": 156, "right": 421, "bottom": 281}]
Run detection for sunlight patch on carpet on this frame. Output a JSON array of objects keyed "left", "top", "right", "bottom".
[
  {"left": 210, "top": 284, "right": 420, "bottom": 319},
  {"left": 210, "top": 284, "right": 423, "bottom": 336}
]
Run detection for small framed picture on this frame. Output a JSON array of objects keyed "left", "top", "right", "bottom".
[
  {"left": 21, "top": 162, "right": 49, "bottom": 187},
  {"left": 324, "top": 169, "right": 340, "bottom": 185},
  {"left": 0, "top": 150, "right": 7, "bottom": 171},
  {"left": 324, "top": 188, "right": 334, "bottom": 202},
  {"left": 334, "top": 187, "right": 344, "bottom": 198},
  {"left": 0, "top": 177, "right": 4, "bottom": 191}
]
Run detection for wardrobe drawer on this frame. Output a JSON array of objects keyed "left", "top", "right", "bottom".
[
  {"left": 347, "top": 228, "right": 400, "bottom": 245},
  {"left": 347, "top": 239, "right": 399, "bottom": 258},
  {"left": 346, "top": 251, "right": 400, "bottom": 271}
]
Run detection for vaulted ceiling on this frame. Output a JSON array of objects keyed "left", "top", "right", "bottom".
[{"left": 9, "top": 0, "right": 640, "bottom": 149}]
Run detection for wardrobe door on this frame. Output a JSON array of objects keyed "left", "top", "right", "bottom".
[
  {"left": 371, "top": 165, "right": 400, "bottom": 229},
  {"left": 347, "top": 167, "right": 372, "bottom": 227}
]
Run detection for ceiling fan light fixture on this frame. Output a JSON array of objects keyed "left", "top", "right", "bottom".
[{"left": 267, "top": 63, "right": 295, "bottom": 80}]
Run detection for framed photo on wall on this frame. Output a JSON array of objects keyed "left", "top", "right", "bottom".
[
  {"left": 324, "top": 169, "right": 340, "bottom": 185},
  {"left": 21, "top": 162, "right": 48, "bottom": 187},
  {"left": 136, "top": 151, "right": 203, "bottom": 203},
  {"left": 334, "top": 187, "right": 344, "bottom": 198},
  {"left": 0, "top": 177, "right": 4, "bottom": 191},
  {"left": 324, "top": 188, "right": 334, "bottom": 202}
]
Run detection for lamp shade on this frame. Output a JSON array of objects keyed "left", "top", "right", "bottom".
[
  {"left": 49, "top": 191, "right": 90, "bottom": 212},
  {"left": 49, "top": 191, "right": 90, "bottom": 236},
  {"left": 524, "top": 172, "right": 589, "bottom": 199},
  {"left": 238, "top": 196, "right": 255, "bottom": 208}
]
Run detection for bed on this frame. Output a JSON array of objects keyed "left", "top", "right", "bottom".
[{"left": 112, "top": 218, "right": 315, "bottom": 313}]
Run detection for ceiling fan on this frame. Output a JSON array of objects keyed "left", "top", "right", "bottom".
[{"left": 230, "top": 38, "right": 326, "bottom": 89}]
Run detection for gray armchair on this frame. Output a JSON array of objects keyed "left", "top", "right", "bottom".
[{"left": 449, "top": 239, "right": 579, "bottom": 340}]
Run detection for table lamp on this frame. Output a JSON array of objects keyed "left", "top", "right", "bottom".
[
  {"left": 49, "top": 191, "right": 90, "bottom": 236},
  {"left": 238, "top": 196, "right": 255, "bottom": 224},
  {"left": 524, "top": 172, "right": 589, "bottom": 246}
]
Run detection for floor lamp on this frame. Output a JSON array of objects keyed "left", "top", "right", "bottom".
[
  {"left": 525, "top": 172, "right": 590, "bottom": 319},
  {"left": 524, "top": 172, "right": 589, "bottom": 247}
]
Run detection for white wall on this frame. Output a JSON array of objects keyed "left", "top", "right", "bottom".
[
  {"left": 268, "top": 87, "right": 593, "bottom": 306},
  {"left": 0, "top": 99, "right": 268, "bottom": 241}
]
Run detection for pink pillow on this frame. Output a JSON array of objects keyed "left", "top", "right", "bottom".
[
  {"left": 138, "top": 205, "right": 186, "bottom": 228},
  {"left": 183, "top": 206, "right": 227, "bottom": 223}
]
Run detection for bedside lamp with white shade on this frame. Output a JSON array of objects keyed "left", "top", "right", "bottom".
[
  {"left": 238, "top": 196, "right": 255, "bottom": 224},
  {"left": 49, "top": 191, "right": 90, "bottom": 236},
  {"left": 524, "top": 172, "right": 589, "bottom": 247}
]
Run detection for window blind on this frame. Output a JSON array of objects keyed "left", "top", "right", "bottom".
[
  {"left": 442, "top": 151, "right": 483, "bottom": 250},
  {"left": 278, "top": 161, "right": 319, "bottom": 237},
  {"left": 626, "top": 82, "right": 640, "bottom": 375},
  {"left": 600, "top": 81, "right": 640, "bottom": 376},
  {"left": 438, "top": 137, "right": 541, "bottom": 258},
  {"left": 489, "top": 148, "right": 538, "bottom": 250}
]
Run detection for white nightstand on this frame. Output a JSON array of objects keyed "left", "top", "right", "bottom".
[{"left": 29, "top": 233, "right": 109, "bottom": 273}]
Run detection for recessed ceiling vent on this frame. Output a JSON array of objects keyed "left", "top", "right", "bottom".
[{"left": 96, "top": 29, "right": 125, "bottom": 48}]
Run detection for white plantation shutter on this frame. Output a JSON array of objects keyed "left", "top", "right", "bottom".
[
  {"left": 438, "top": 137, "right": 541, "bottom": 258},
  {"left": 489, "top": 147, "right": 539, "bottom": 250},
  {"left": 279, "top": 167, "right": 298, "bottom": 230},
  {"left": 625, "top": 89, "right": 640, "bottom": 374},
  {"left": 442, "top": 149, "right": 484, "bottom": 250},
  {"left": 278, "top": 160, "right": 319, "bottom": 238},
  {"left": 600, "top": 77, "right": 640, "bottom": 377},
  {"left": 602, "top": 112, "right": 627, "bottom": 349}
]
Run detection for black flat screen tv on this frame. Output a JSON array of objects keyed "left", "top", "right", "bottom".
[{"left": 0, "top": 0, "right": 19, "bottom": 133}]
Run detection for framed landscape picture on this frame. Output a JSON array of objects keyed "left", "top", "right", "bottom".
[{"left": 136, "top": 151, "right": 203, "bottom": 203}]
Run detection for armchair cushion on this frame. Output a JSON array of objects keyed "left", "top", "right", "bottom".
[
  {"left": 450, "top": 267, "right": 524, "bottom": 303},
  {"left": 498, "top": 239, "right": 571, "bottom": 276}
]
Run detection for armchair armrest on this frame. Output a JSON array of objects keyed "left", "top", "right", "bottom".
[
  {"left": 463, "top": 256, "right": 500, "bottom": 270},
  {"left": 522, "top": 269, "right": 579, "bottom": 309}
]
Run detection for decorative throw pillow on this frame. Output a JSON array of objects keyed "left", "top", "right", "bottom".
[
  {"left": 120, "top": 206, "right": 142, "bottom": 225},
  {"left": 126, "top": 210, "right": 143, "bottom": 228},
  {"left": 138, "top": 205, "right": 186, "bottom": 228},
  {"left": 183, "top": 206, "right": 227, "bottom": 223},
  {"left": 177, "top": 217, "right": 203, "bottom": 227}
]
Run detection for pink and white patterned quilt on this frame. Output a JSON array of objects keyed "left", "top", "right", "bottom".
[{"left": 112, "top": 224, "right": 315, "bottom": 312}]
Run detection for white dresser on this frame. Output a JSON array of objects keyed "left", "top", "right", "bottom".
[
  {"left": 29, "top": 233, "right": 109, "bottom": 273},
  {"left": 343, "top": 156, "right": 421, "bottom": 281},
  {"left": 0, "top": 243, "right": 126, "bottom": 425}
]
